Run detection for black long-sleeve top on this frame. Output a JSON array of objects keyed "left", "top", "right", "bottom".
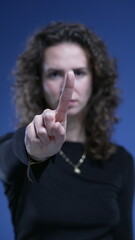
[{"left": 0, "top": 127, "right": 134, "bottom": 240}]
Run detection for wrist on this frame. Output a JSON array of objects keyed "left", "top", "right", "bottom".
[
  {"left": 28, "top": 154, "right": 49, "bottom": 164},
  {"left": 27, "top": 154, "right": 51, "bottom": 182}
]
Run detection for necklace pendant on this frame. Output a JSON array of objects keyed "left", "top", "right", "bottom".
[
  {"left": 59, "top": 150, "right": 86, "bottom": 175},
  {"left": 74, "top": 167, "right": 81, "bottom": 174}
]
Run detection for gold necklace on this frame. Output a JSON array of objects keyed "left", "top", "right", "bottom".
[{"left": 59, "top": 150, "right": 86, "bottom": 174}]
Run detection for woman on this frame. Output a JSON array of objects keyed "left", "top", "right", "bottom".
[{"left": 0, "top": 22, "right": 134, "bottom": 240}]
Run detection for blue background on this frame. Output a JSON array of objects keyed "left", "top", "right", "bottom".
[{"left": 0, "top": 0, "right": 135, "bottom": 239}]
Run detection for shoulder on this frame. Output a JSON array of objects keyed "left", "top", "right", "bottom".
[
  {"left": 108, "top": 144, "right": 134, "bottom": 176},
  {"left": 112, "top": 144, "right": 134, "bottom": 164}
]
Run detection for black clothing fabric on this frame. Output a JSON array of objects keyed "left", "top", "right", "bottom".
[{"left": 0, "top": 127, "right": 134, "bottom": 240}]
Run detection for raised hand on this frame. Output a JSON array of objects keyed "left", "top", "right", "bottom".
[{"left": 25, "top": 70, "right": 75, "bottom": 161}]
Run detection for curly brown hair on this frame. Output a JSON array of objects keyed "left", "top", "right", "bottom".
[{"left": 13, "top": 22, "right": 120, "bottom": 161}]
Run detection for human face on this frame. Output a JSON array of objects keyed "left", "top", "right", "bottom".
[{"left": 42, "top": 42, "right": 92, "bottom": 119}]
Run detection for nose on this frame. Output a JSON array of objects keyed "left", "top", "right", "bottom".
[{"left": 71, "top": 77, "right": 78, "bottom": 99}]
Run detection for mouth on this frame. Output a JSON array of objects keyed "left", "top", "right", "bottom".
[{"left": 68, "top": 100, "right": 77, "bottom": 107}]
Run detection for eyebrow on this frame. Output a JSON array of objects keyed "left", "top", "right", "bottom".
[{"left": 44, "top": 67, "right": 88, "bottom": 73}]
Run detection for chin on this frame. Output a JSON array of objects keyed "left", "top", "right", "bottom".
[
  {"left": 67, "top": 106, "right": 86, "bottom": 119},
  {"left": 67, "top": 109, "right": 82, "bottom": 117}
]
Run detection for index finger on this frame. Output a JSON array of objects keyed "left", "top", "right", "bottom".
[{"left": 56, "top": 70, "right": 75, "bottom": 122}]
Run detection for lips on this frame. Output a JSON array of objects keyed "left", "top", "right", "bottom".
[{"left": 68, "top": 100, "right": 77, "bottom": 107}]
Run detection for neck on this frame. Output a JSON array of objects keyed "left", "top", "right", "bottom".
[{"left": 66, "top": 115, "right": 85, "bottom": 143}]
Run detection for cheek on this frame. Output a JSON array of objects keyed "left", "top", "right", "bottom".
[
  {"left": 81, "top": 80, "right": 92, "bottom": 100},
  {"left": 86, "top": 84, "right": 92, "bottom": 98},
  {"left": 87, "top": 78, "right": 93, "bottom": 96},
  {"left": 42, "top": 82, "right": 60, "bottom": 109},
  {"left": 43, "top": 82, "right": 58, "bottom": 97}
]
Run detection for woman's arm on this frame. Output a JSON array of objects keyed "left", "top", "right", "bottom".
[
  {"left": 0, "top": 128, "right": 27, "bottom": 183},
  {"left": 113, "top": 152, "right": 134, "bottom": 240}
]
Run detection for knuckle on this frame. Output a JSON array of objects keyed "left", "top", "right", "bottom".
[
  {"left": 33, "top": 114, "right": 40, "bottom": 121},
  {"left": 36, "top": 128, "right": 46, "bottom": 137},
  {"left": 26, "top": 122, "right": 31, "bottom": 130},
  {"left": 43, "top": 109, "right": 50, "bottom": 115},
  {"left": 25, "top": 123, "right": 32, "bottom": 138},
  {"left": 43, "top": 109, "right": 54, "bottom": 121}
]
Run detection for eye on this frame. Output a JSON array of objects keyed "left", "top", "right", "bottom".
[
  {"left": 48, "top": 71, "right": 62, "bottom": 79},
  {"left": 74, "top": 69, "right": 86, "bottom": 78}
]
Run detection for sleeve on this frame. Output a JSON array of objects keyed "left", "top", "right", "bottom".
[
  {"left": 12, "top": 127, "right": 51, "bottom": 182},
  {"left": 0, "top": 127, "right": 51, "bottom": 183},
  {"left": 0, "top": 127, "right": 28, "bottom": 183},
  {"left": 113, "top": 151, "right": 135, "bottom": 240}
]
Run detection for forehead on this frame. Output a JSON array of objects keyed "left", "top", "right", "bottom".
[{"left": 43, "top": 42, "right": 89, "bottom": 70}]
